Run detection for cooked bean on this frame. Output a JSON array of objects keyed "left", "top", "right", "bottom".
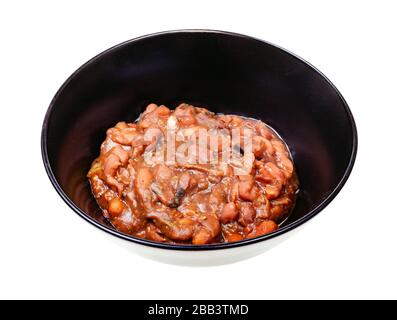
[
  {"left": 111, "top": 127, "right": 140, "bottom": 145},
  {"left": 247, "top": 220, "right": 278, "bottom": 238},
  {"left": 103, "top": 154, "right": 121, "bottom": 177},
  {"left": 115, "top": 121, "right": 128, "bottom": 130},
  {"left": 263, "top": 138, "right": 275, "bottom": 155},
  {"left": 220, "top": 202, "right": 239, "bottom": 224},
  {"left": 112, "top": 145, "right": 129, "bottom": 164},
  {"left": 257, "top": 124, "right": 274, "bottom": 140},
  {"left": 151, "top": 183, "right": 176, "bottom": 207},
  {"left": 200, "top": 215, "right": 221, "bottom": 238},
  {"left": 229, "top": 179, "right": 240, "bottom": 202},
  {"left": 103, "top": 146, "right": 129, "bottom": 178},
  {"left": 155, "top": 164, "right": 173, "bottom": 181},
  {"left": 265, "top": 162, "right": 285, "bottom": 181},
  {"left": 178, "top": 173, "right": 191, "bottom": 191},
  {"left": 229, "top": 116, "right": 243, "bottom": 127},
  {"left": 265, "top": 184, "right": 281, "bottom": 200},
  {"left": 87, "top": 160, "right": 102, "bottom": 178},
  {"left": 225, "top": 233, "right": 244, "bottom": 243},
  {"left": 272, "top": 139, "right": 287, "bottom": 154},
  {"left": 278, "top": 154, "right": 294, "bottom": 178},
  {"left": 145, "top": 103, "right": 158, "bottom": 113},
  {"left": 238, "top": 177, "right": 259, "bottom": 201},
  {"left": 105, "top": 175, "right": 125, "bottom": 194},
  {"left": 256, "top": 162, "right": 285, "bottom": 199},
  {"left": 174, "top": 103, "right": 196, "bottom": 126},
  {"left": 116, "top": 167, "right": 130, "bottom": 185},
  {"left": 157, "top": 105, "right": 171, "bottom": 116},
  {"left": 252, "top": 136, "right": 267, "bottom": 157},
  {"left": 136, "top": 167, "right": 152, "bottom": 188},
  {"left": 145, "top": 223, "right": 167, "bottom": 242},
  {"left": 269, "top": 205, "right": 285, "bottom": 222},
  {"left": 147, "top": 211, "right": 195, "bottom": 241},
  {"left": 112, "top": 214, "right": 139, "bottom": 233},
  {"left": 193, "top": 215, "right": 221, "bottom": 244},
  {"left": 238, "top": 202, "right": 256, "bottom": 226},
  {"left": 108, "top": 198, "right": 124, "bottom": 217},
  {"left": 134, "top": 167, "right": 153, "bottom": 207},
  {"left": 192, "top": 228, "right": 212, "bottom": 245}
]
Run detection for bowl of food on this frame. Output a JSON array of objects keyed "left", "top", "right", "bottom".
[{"left": 41, "top": 30, "right": 357, "bottom": 266}]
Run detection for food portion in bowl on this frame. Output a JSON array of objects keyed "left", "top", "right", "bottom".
[{"left": 87, "top": 103, "right": 299, "bottom": 244}]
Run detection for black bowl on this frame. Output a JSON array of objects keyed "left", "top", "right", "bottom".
[{"left": 41, "top": 30, "right": 357, "bottom": 251}]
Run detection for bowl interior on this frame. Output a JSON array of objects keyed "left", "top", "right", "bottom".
[{"left": 43, "top": 31, "right": 356, "bottom": 244}]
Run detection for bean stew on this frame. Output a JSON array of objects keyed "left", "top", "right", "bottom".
[{"left": 87, "top": 103, "right": 299, "bottom": 245}]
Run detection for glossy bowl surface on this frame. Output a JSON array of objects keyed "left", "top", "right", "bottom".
[{"left": 42, "top": 30, "right": 357, "bottom": 256}]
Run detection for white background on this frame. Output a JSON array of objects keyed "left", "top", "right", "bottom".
[{"left": 1, "top": 0, "right": 396, "bottom": 300}]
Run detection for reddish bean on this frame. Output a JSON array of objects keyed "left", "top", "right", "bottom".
[
  {"left": 271, "top": 139, "right": 287, "bottom": 154},
  {"left": 252, "top": 136, "right": 267, "bottom": 157},
  {"left": 174, "top": 104, "right": 196, "bottom": 126},
  {"left": 238, "top": 202, "right": 256, "bottom": 226},
  {"left": 225, "top": 233, "right": 244, "bottom": 243},
  {"left": 145, "top": 103, "right": 158, "bottom": 113},
  {"left": 108, "top": 198, "right": 124, "bottom": 217},
  {"left": 220, "top": 202, "right": 239, "bottom": 224},
  {"left": 178, "top": 173, "right": 191, "bottom": 191},
  {"left": 247, "top": 220, "right": 278, "bottom": 238},
  {"left": 156, "top": 105, "right": 171, "bottom": 116},
  {"left": 145, "top": 223, "right": 166, "bottom": 242},
  {"left": 111, "top": 127, "right": 140, "bottom": 145},
  {"left": 112, "top": 145, "right": 129, "bottom": 164},
  {"left": 200, "top": 215, "right": 221, "bottom": 238},
  {"left": 265, "top": 184, "right": 281, "bottom": 200},
  {"left": 278, "top": 154, "right": 294, "bottom": 178},
  {"left": 103, "top": 154, "right": 121, "bottom": 176},
  {"left": 238, "top": 177, "right": 259, "bottom": 201},
  {"left": 192, "top": 228, "right": 212, "bottom": 245},
  {"left": 147, "top": 212, "right": 195, "bottom": 241}
]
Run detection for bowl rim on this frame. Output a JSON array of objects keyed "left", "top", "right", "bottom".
[{"left": 41, "top": 29, "right": 358, "bottom": 251}]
